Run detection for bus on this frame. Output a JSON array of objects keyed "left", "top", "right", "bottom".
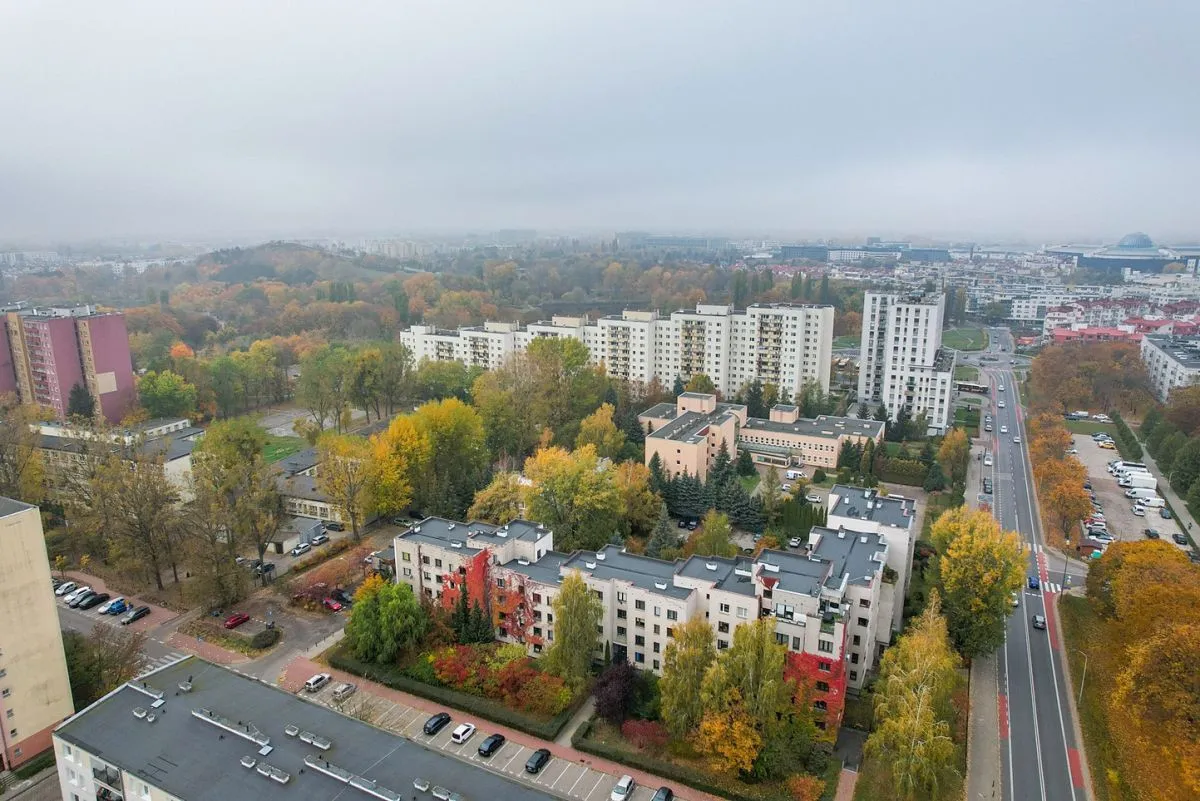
[{"left": 956, "top": 381, "right": 989, "bottom": 394}]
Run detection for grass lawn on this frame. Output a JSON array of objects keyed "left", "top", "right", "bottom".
[
  {"left": 740, "top": 474, "right": 760, "bottom": 494},
  {"left": 942, "top": 328, "right": 987, "bottom": 351},
  {"left": 833, "top": 334, "right": 860, "bottom": 349},
  {"left": 953, "top": 364, "right": 980, "bottom": 382},
  {"left": 1064, "top": 419, "right": 1116, "bottom": 436},
  {"left": 264, "top": 434, "right": 306, "bottom": 463},
  {"left": 1059, "top": 595, "right": 1133, "bottom": 801}
]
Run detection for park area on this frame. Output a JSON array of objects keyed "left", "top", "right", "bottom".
[{"left": 942, "top": 328, "right": 987, "bottom": 351}]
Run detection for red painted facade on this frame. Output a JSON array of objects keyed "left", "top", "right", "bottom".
[{"left": 785, "top": 650, "right": 848, "bottom": 735}]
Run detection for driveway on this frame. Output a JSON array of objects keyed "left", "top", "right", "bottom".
[{"left": 1071, "top": 435, "right": 1167, "bottom": 545}]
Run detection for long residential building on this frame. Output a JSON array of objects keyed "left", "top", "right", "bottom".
[
  {"left": 1140, "top": 335, "right": 1200, "bottom": 401},
  {"left": 0, "top": 497, "right": 74, "bottom": 769},
  {"left": 858, "top": 291, "right": 955, "bottom": 433},
  {"left": 53, "top": 656, "right": 556, "bottom": 801},
  {"left": 392, "top": 483, "right": 914, "bottom": 717},
  {"left": 1, "top": 304, "right": 135, "bottom": 423},
  {"left": 399, "top": 302, "right": 835, "bottom": 399},
  {"left": 638, "top": 392, "right": 883, "bottom": 481}
]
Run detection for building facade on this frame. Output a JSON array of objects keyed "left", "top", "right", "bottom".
[
  {"left": 858, "top": 291, "right": 955, "bottom": 432},
  {"left": 392, "top": 498, "right": 912, "bottom": 699},
  {"left": 638, "top": 392, "right": 884, "bottom": 480},
  {"left": 1, "top": 305, "right": 135, "bottom": 422},
  {"left": 399, "top": 303, "right": 835, "bottom": 400},
  {"left": 1141, "top": 335, "right": 1200, "bottom": 401},
  {"left": 0, "top": 497, "right": 74, "bottom": 768}
]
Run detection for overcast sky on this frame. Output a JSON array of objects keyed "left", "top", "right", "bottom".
[{"left": 2, "top": 1, "right": 1198, "bottom": 244}]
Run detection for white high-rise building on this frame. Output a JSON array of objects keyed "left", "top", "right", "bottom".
[
  {"left": 858, "top": 291, "right": 955, "bottom": 433},
  {"left": 399, "top": 303, "right": 835, "bottom": 399}
]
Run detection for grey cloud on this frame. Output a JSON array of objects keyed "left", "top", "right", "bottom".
[{"left": 1, "top": 1, "right": 1197, "bottom": 242}]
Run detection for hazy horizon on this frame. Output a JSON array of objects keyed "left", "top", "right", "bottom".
[{"left": 3, "top": 2, "right": 1197, "bottom": 244}]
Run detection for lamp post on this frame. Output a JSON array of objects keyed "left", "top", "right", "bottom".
[{"left": 1074, "top": 648, "right": 1088, "bottom": 705}]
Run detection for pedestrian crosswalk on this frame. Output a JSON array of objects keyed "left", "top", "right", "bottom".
[
  {"left": 1042, "top": 582, "right": 1062, "bottom": 594},
  {"left": 137, "top": 651, "right": 187, "bottom": 676}
]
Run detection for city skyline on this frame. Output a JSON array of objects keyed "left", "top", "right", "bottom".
[{"left": 2, "top": 2, "right": 1198, "bottom": 243}]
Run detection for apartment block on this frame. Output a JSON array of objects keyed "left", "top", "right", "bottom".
[
  {"left": 0, "top": 497, "right": 74, "bottom": 768},
  {"left": 393, "top": 505, "right": 900, "bottom": 703},
  {"left": 638, "top": 392, "right": 884, "bottom": 481},
  {"left": 399, "top": 303, "right": 835, "bottom": 400},
  {"left": 52, "top": 656, "right": 556, "bottom": 801},
  {"left": 1, "top": 304, "right": 135, "bottom": 422},
  {"left": 1141, "top": 335, "right": 1200, "bottom": 401},
  {"left": 858, "top": 291, "right": 955, "bottom": 433}
]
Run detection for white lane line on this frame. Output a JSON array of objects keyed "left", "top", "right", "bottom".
[
  {"left": 583, "top": 775, "right": 605, "bottom": 801},
  {"left": 502, "top": 746, "right": 526, "bottom": 772},
  {"left": 568, "top": 766, "right": 591, "bottom": 796}
]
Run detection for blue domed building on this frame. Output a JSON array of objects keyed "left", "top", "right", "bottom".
[{"left": 1047, "top": 233, "right": 1200, "bottom": 274}]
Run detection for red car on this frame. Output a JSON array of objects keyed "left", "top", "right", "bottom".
[
  {"left": 223, "top": 612, "right": 251, "bottom": 629},
  {"left": 322, "top": 598, "right": 343, "bottom": 612}
]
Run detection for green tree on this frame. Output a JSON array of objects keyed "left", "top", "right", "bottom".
[
  {"left": 685, "top": 374, "right": 717, "bottom": 395},
  {"left": 737, "top": 447, "right": 756, "bottom": 476},
  {"left": 467, "top": 472, "right": 524, "bottom": 523},
  {"left": 685, "top": 510, "right": 738, "bottom": 558},
  {"left": 1170, "top": 437, "right": 1200, "bottom": 494},
  {"left": 700, "top": 617, "right": 788, "bottom": 733},
  {"left": 1140, "top": 406, "right": 1162, "bottom": 439},
  {"left": 137, "top": 370, "right": 198, "bottom": 418},
  {"left": 743, "top": 380, "right": 766, "bottom": 418},
  {"left": 760, "top": 466, "right": 783, "bottom": 525},
  {"left": 661, "top": 616, "right": 717, "bottom": 736},
  {"left": 543, "top": 572, "right": 602, "bottom": 688},
  {"left": 576, "top": 403, "right": 627, "bottom": 459},
  {"left": 316, "top": 434, "right": 375, "bottom": 540},
  {"left": 409, "top": 398, "right": 491, "bottom": 518},
  {"left": 0, "top": 395, "right": 45, "bottom": 502},
  {"left": 923, "top": 462, "right": 947, "bottom": 492},
  {"left": 522, "top": 445, "right": 622, "bottom": 552},
  {"left": 929, "top": 506, "right": 1025, "bottom": 657},
  {"left": 68, "top": 382, "right": 96, "bottom": 419},
  {"left": 646, "top": 502, "right": 677, "bottom": 559},
  {"left": 1156, "top": 429, "right": 1187, "bottom": 472},
  {"left": 345, "top": 575, "right": 428, "bottom": 663}
]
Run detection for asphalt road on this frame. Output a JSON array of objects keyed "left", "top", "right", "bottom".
[
  {"left": 979, "top": 329, "right": 1086, "bottom": 801},
  {"left": 57, "top": 603, "right": 186, "bottom": 672}
]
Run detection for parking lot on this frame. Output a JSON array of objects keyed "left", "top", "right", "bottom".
[
  {"left": 304, "top": 680, "right": 666, "bottom": 801},
  {"left": 1071, "top": 434, "right": 1182, "bottom": 545}
]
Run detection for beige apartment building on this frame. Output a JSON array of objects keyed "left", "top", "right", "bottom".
[
  {"left": 0, "top": 497, "right": 74, "bottom": 769},
  {"left": 639, "top": 392, "right": 884, "bottom": 481},
  {"left": 393, "top": 506, "right": 903, "bottom": 692}
]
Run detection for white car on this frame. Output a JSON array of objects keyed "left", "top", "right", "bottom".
[
  {"left": 63, "top": 585, "right": 92, "bottom": 603},
  {"left": 788, "top": 537, "right": 802, "bottom": 548},
  {"left": 1132, "top": 505, "right": 1146, "bottom": 517},
  {"left": 611, "top": 775, "right": 636, "bottom": 801},
  {"left": 781, "top": 483, "right": 792, "bottom": 492},
  {"left": 998, "top": 385, "right": 1006, "bottom": 392},
  {"left": 450, "top": 723, "right": 476, "bottom": 744},
  {"left": 54, "top": 581, "right": 78, "bottom": 597},
  {"left": 1013, "top": 436, "right": 1021, "bottom": 444},
  {"left": 290, "top": 542, "right": 312, "bottom": 557},
  {"left": 1000, "top": 425, "right": 1009, "bottom": 434},
  {"left": 998, "top": 401, "right": 1006, "bottom": 408},
  {"left": 806, "top": 493, "right": 822, "bottom": 504}
]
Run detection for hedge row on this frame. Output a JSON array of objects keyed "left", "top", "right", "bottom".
[
  {"left": 12, "top": 749, "right": 55, "bottom": 779},
  {"left": 1109, "top": 411, "right": 1143, "bottom": 460},
  {"left": 877, "top": 457, "right": 928, "bottom": 487},
  {"left": 571, "top": 719, "right": 794, "bottom": 801},
  {"left": 327, "top": 645, "right": 580, "bottom": 740}
]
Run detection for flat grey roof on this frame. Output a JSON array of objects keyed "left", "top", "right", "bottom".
[
  {"left": 56, "top": 657, "right": 555, "bottom": 801},
  {"left": 277, "top": 474, "right": 331, "bottom": 503},
  {"left": 829, "top": 485, "right": 915, "bottom": 530},
  {"left": 276, "top": 447, "right": 320, "bottom": 477},
  {"left": 1144, "top": 335, "right": 1200, "bottom": 369},
  {"left": 742, "top": 414, "right": 884, "bottom": 440},
  {"left": 399, "top": 517, "right": 548, "bottom": 551},
  {"left": 754, "top": 549, "right": 828, "bottom": 597},
  {"left": 676, "top": 555, "right": 757, "bottom": 597},
  {"left": 810, "top": 526, "right": 886, "bottom": 588},
  {"left": 0, "top": 495, "right": 34, "bottom": 518},
  {"left": 638, "top": 402, "right": 678, "bottom": 421},
  {"left": 502, "top": 551, "right": 571, "bottom": 586},
  {"left": 38, "top": 433, "right": 196, "bottom": 463},
  {"left": 562, "top": 545, "right": 692, "bottom": 600}
]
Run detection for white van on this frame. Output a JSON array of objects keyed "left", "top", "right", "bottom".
[
  {"left": 983, "top": 451, "right": 993, "bottom": 467},
  {"left": 1125, "top": 488, "right": 1157, "bottom": 500},
  {"left": 1136, "top": 496, "right": 1165, "bottom": 509},
  {"left": 785, "top": 470, "right": 803, "bottom": 481}
]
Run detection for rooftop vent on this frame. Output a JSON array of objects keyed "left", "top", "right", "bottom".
[
  {"left": 762, "top": 563, "right": 780, "bottom": 573},
  {"left": 596, "top": 552, "right": 606, "bottom": 561},
  {"left": 860, "top": 536, "right": 869, "bottom": 544},
  {"left": 447, "top": 523, "right": 455, "bottom": 530},
  {"left": 654, "top": 581, "right": 668, "bottom": 590},
  {"left": 284, "top": 724, "right": 300, "bottom": 737},
  {"left": 517, "top": 558, "right": 530, "bottom": 566},
  {"left": 146, "top": 713, "right": 157, "bottom": 724},
  {"left": 241, "top": 756, "right": 257, "bottom": 769},
  {"left": 450, "top": 540, "right": 463, "bottom": 549},
  {"left": 496, "top": 530, "right": 507, "bottom": 538},
  {"left": 133, "top": 707, "right": 147, "bottom": 719},
  {"left": 706, "top": 562, "right": 718, "bottom": 571},
  {"left": 585, "top": 561, "right": 597, "bottom": 569},
  {"left": 177, "top": 681, "right": 193, "bottom": 693},
  {"left": 538, "top": 523, "right": 546, "bottom": 531},
  {"left": 837, "top": 530, "right": 846, "bottom": 539}
]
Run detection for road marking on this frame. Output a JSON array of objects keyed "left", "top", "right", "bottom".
[
  {"left": 583, "top": 775, "right": 606, "bottom": 801},
  {"left": 552, "top": 764, "right": 580, "bottom": 790},
  {"left": 998, "top": 692, "right": 1009, "bottom": 740},
  {"left": 1068, "top": 747, "right": 1085, "bottom": 788},
  {"left": 502, "top": 746, "right": 526, "bottom": 772},
  {"left": 568, "top": 766, "right": 591, "bottom": 795}
]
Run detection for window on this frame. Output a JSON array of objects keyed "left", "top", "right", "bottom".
[
  {"left": 653, "top": 606, "right": 661, "bottom": 617},
  {"left": 635, "top": 600, "right": 645, "bottom": 610},
  {"left": 2, "top": 688, "right": 10, "bottom": 697},
  {"left": 402, "top": 567, "right": 413, "bottom": 577},
  {"left": 858, "top": 617, "right": 869, "bottom": 627},
  {"left": 434, "top": 559, "right": 443, "bottom": 568},
  {"left": 5, "top": 710, "right": 11, "bottom": 719},
  {"left": 849, "top": 671, "right": 858, "bottom": 682},
  {"left": 851, "top": 652, "right": 859, "bottom": 664},
  {"left": 635, "top": 652, "right": 645, "bottom": 663},
  {"left": 653, "top": 660, "right": 660, "bottom": 671},
  {"left": 653, "top": 624, "right": 660, "bottom": 635},
  {"left": 402, "top": 552, "right": 412, "bottom": 562},
  {"left": 667, "top": 610, "right": 678, "bottom": 621},
  {"left": 719, "top": 602, "right": 730, "bottom": 613},
  {"left": 9, "top": 728, "right": 15, "bottom": 738},
  {"left": 422, "top": 555, "right": 430, "bottom": 565},
  {"left": 635, "top": 617, "right": 645, "bottom": 629},
  {"left": 719, "top": 622, "right": 730, "bottom": 633},
  {"left": 792, "top": 636, "right": 803, "bottom": 651},
  {"left": 653, "top": 642, "right": 660, "bottom": 653},
  {"left": 775, "top": 603, "right": 794, "bottom": 620},
  {"left": 617, "top": 609, "right": 627, "bottom": 619},
  {"left": 63, "top": 744, "right": 72, "bottom": 758},
  {"left": 422, "top": 572, "right": 431, "bottom": 582},
  {"left": 774, "top": 632, "right": 786, "bottom": 645},
  {"left": 497, "top": 578, "right": 506, "bottom": 588},
  {"left": 617, "top": 592, "right": 627, "bottom": 604},
  {"left": 818, "top": 639, "right": 833, "bottom": 653},
  {"left": 666, "top": 627, "right": 674, "bottom": 638},
  {"left": 736, "top": 606, "right": 748, "bottom": 619},
  {"left": 816, "top": 681, "right": 830, "bottom": 692},
  {"left": 717, "top": 639, "right": 729, "bottom": 649},
  {"left": 533, "top": 593, "right": 542, "bottom": 604},
  {"left": 813, "top": 700, "right": 827, "bottom": 711},
  {"left": 635, "top": 635, "right": 645, "bottom": 646},
  {"left": 617, "top": 626, "right": 627, "bottom": 637},
  {"left": 852, "top": 634, "right": 861, "bottom": 646}
]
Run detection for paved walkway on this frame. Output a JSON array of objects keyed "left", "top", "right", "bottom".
[
  {"left": 1135, "top": 445, "right": 1198, "bottom": 547},
  {"left": 556, "top": 695, "right": 596, "bottom": 747},
  {"left": 833, "top": 768, "right": 857, "bottom": 801},
  {"left": 280, "top": 655, "right": 725, "bottom": 801}
]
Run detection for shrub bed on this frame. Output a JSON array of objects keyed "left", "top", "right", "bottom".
[
  {"left": 13, "top": 749, "right": 56, "bottom": 779},
  {"left": 1108, "top": 411, "right": 1143, "bottom": 460},
  {"left": 327, "top": 643, "right": 583, "bottom": 740}
]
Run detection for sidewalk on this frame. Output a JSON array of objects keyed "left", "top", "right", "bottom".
[
  {"left": 1136, "top": 445, "right": 1197, "bottom": 546},
  {"left": 279, "top": 654, "right": 725, "bottom": 801}
]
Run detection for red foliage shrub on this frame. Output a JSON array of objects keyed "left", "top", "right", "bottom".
[
  {"left": 621, "top": 719, "right": 669, "bottom": 753},
  {"left": 428, "top": 643, "right": 572, "bottom": 717}
]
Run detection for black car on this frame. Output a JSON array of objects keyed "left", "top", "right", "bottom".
[
  {"left": 1144, "top": 528, "right": 1160, "bottom": 539},
  {"left": 324, "top": 521, "right": 345, "bottom": 532},
  {"left": 122, "top": 605, "right": 151, "bottom": 625},
  {"left": 651, "top": 788, "right": 675, "bottom": 801},
  {"left": 332, "top": 588, "right": 354, "bottom": 605},
  {"left": 79, "top": 592, "right": 110, "bottom": 610},
  {"left": 69, "top": 591, "right": 97, "bottom": 609},
  {"left": 525, "top": 748, "right": 552, "bottom": 774},
  {"left": 423, "top": 712, "right": 451, "bottom": 735},
  {"left": 1173, "top": 532, "right": 1189, "bottom": 546},
  {"left": 255, "top": 562, "right": 276, "bottom": 575},
  {"left": 477, "top": 733, "right": 506, "bottom": 757}
]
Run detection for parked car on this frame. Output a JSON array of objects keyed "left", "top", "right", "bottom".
[
  {"left": 290, "top": 542, "right": 312, "bottom": 557},
  {"left": 477, "top": 733, "right": 506, "bottom": 757},
  {"left": 450, "top": 723, "right": 476, "bottom": 744},
  {"left": 311, "top": 533, "right": 330, "bottom": 546},
  {"left": 1144, "top": 528, "right": 1160, "bottom": 539},
  {"left": 332, "top": 682, "right": 357, "bottom": 702},
  {"left": 788, "top": 537, "right": 802, "bottom": 548},
  {"left": 525, "top": 748, "right": 552, "bottom": 774},
  {"left": 224, "top": 612, "right": 251, "bottom": 629},
  {"left": 1099, "top": 441, "right": 1116, "bottom": 450},
  {"left": 106, "top": 598, "right": 128, "bottom": 615},
  {"left": 1160, "top": 507, "right": 1173, "bottom": 519},
  {"left": 324, "top": 521, "right": 345, "bottom": 531},
  {"left": 651, "top": 788, "right": 674, "bottom": 801},
  {"left": 256, "top": 562, "right": 276, "bottom": 576},
  {"left": 423, "top": 712, "right": 451, "bottom": 735},
  {"left": 686, "top": 520, "right": 698, "bottom": 531},
  {"left": 69, "top": 591, "right": 97, "bottom": 608},
  {"left": 611, "top": 775, "right": 636, "bottom": 801},
  {"left": 304, "top": 673, "right": 331, "bottom": 692},
  {"left": 322, "top": 597, "right": 343, "bottom": 612},
  {"left": 98, "top": 596, "right": 124, "bottom": 613},
  {"left": 63, "top": 585, "right": 92, "bottom": 603},
  {"left": 1027, "top": 575, "right": 1040, "bottom": 590},
  {"left": 1173, "top": 532, "right": 1189, "bottom": 546},
  {"left": 331, "top": 588, "right": 354, "bottom": 605},
  {"left": 121, "top": 605, "right": 151, "bottom": 625},
  {"left": 806, "top": 493, "right": 822, "bottom": 503},
  {"left": 79, "top": 592, "right": 110, "bottom": 610},
  {"left": 1011, "top": 591, "right": 1020, "bottom": 607},
  {"left": 1032, "top": 614, "right": 1047, "bottom": 630},
  {"left": 55, "top": 581, "right": 78, "bottom": 597}
]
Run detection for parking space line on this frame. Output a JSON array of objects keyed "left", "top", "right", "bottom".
[
  {"left": 502, "top": 745, "right": 527, "bottom": 772},
  {"left": 539, "top": 760, "right": 570, "bottom": 787},
  {"left": 583, "top": 774, "right": 606, "bottom": 801},
  {"left": 568, "top": 766, "right": 590, "bottom": 795},
  {"left": 554, "top": 764, "right": 583, "bottom": 791}
]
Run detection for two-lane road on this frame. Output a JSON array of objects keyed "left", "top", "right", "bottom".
[{"left": 978, "top": 332, "right": 1087, "bottom": 801}]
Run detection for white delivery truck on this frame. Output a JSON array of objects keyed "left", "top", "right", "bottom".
[
  {"left": 1125, "top": 487, "right": 1157, "bottom": 500},
  {"left": 1121, "top": 473, "right": 1157, "bottom": 491},
  {"left": 1136, "top": 496, "right": 1166, "bottom": 509},
  {"left": 1117, "top": 470, "right": 1152, "bottom": 486},
  {"left": 785, "top": 470, "right": 803, "bottom": 481}
]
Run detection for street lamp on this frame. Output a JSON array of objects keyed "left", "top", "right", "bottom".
[{"left": 1074, "top": 648, "right": 1088, "bottom": 705}]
